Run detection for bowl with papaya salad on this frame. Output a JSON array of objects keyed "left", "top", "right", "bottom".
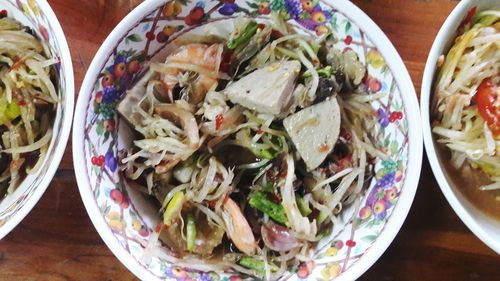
[
  {"left": 421, "top": 0, "right": 500, "bottom": 253},
  {"left": 0, "top": 1, "right": 73, "bottom": 239},
  {"left": 73, "top": 0, "right": 421, "bottom": 280}
]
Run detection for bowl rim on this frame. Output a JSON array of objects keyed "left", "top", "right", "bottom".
[
  {"left": 420, "top": 0, "right": 500, "bottom": 254},
  {"left": 0, "top": 0, "right": 75, "bottom": 240},
  {"left": 73, "top": 0, "right": 422, "bottom": 279}
]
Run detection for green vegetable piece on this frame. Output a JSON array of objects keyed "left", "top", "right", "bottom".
[
  {"left": 317, "top": 210, "right": 329, "bottom": 225},
  {"left": 475, "top": 161, "right": 500, "bottom": 177},
  {"left": 239, "top": 256, "right": 279, "bottom": 274},
  {"left": 186, "top": 213, "right": 196, "bottom": 252},
  {"left": 249, "top": 192, "right": 288, "bottom": 226},
  {"left": 258, "top": 149, "right": 274, "bottom": 160},
  {"left": 478, "top": 15, "right": 499, "bottom": 26},
  {"left": 473, "top": 10, "right": 500, "bottom": 26},
  {"left": 275, "top": 46, "right": 300, "bottom": 59},
  {"left": 163, "top": 191, "right": 185, "bottom": 226},
  {"left": 0, "top": 97, "right": 21, "bottom": 125},
  {"left": 263, "top": 181, "right": 274, "bottom": 192},
  {"left": 7, "top": 101, "right": 21, "bottom": 119},
  {"left": 296, "top": 196, "right": 312, "bottom": 216},
  {"left": 303, "top": 65, "right": 333, "bottom": 79},
  {"left": 317, "top": 66, "right": 333, "bottom": 77},
  {"left": 227, "top": 21, "right": 258, "bottom": 49}
]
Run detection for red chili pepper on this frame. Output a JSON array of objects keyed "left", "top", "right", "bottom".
[
  {"left": 215, "top": 114, "right": 224, "bottom": 130},
  {"left": 219, "top": 49, "right": 233, "bottom": 74},
  {"left": 155, "top": 223, "right": 162, "bottom": 233},
  {"left": 270, "top": 193, "right": 282, "bottom": 204},
  {"left": 10, "top": 56, "right": 23, "bottom": 71},
  {"left": 17, "top": 100, "right": 26, "bottom": 106},
  {"left": 208, "top": 200, "right": 216, "bottom": 209},
  {"left": 270, "top": 29, "right": 283, "bottom": 40},
  {"left": 473, "top": 78, "right": 499, "bottom": 136},
  {"left": 343, "top": 131, "right": 352, "bottom": 141},
  {"left": 256, "top": 129, "right": 264, "bottom": 135},
  {"left": 460, "top": 6, "right": 477, "bottom": 28},
  {"left": 257, "top": 23, "right": 266, "bottom": 30},
  {"left": 266, "top": 169, "right": 276, "bottom": 181}
]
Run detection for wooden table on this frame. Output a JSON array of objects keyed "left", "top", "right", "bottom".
[{"left": 1, "top": 0, "right": 499, "bottom": 280}]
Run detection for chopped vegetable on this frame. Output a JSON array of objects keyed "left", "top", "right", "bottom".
[
  {"left": 227, "top": 21, "right": 258, "bottom": 49},
  {"left": 473, "top": 78, "right": 499, "bottom": 136},
  {"left": 173, "top": 164, "right": 194, "bottom": 184},
  {"left": 239, "top": 256, "right": 279, "bottom": 274},
  {"left": 263, "top": 181, "right": 274, "bottom": 192},
  {"left": 261, "top": 221, "right": 299, "bottom": 252},
  {"left": 163, "top": 191, "right": 185, "bottom": 226},
  {"left": 249, "top": 191, "right": 288, "bottom": 226},
  {"left": 0, "top": 97, "right": 20, "bottom": 125},
  {"left": 257, "top": 149, "right": 274, "bottom": 160},
  {"left": 296, "top": 196, "right": 312, "bottom": 216}
]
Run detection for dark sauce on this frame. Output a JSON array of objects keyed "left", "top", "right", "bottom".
[{"left": 436, "top": 142, "right": 500, "bottom": 220}]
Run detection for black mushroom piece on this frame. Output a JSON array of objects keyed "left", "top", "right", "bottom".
[{"left": 315, "top": 77, "right": 341, "bottom": 103}]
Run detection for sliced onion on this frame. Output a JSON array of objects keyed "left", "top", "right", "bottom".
[
  {"left": 261, "top": 222, "right": 300, "bottom": 252},
  {"left": 193, "top": 157, "right": 217, "bottom": 202}
]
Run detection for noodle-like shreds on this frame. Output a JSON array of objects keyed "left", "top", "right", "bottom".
[{"left": 0, "top": 17, "right": 58, "bottom": 200}]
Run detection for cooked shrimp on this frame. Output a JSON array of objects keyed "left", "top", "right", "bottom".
[
  {"left": 166, "top": 43, "right": 218, "bottom": 69},
  {"left": 222, "top": 197, "right": 256, "bottom": 255},
  {"left": 162, "top": 43, "right": 221, "bottom": 103}
]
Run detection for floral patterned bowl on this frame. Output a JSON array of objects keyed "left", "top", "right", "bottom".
[
  {"left": 73, "top": 0, "right": 422, "bottom": 280},
  {"left": 0, "top": 1, "right": 74, "bottom": 239}
]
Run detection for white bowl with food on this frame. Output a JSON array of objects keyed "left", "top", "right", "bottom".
[
  {"left": 73, "top": 0, "right": 422, "bottom": 280},
  {"left": 421, "top": 0, "right": 500, "bottom": 253},
  {"left": 0, "top": 0, "right": 74, "bottom": 239}
]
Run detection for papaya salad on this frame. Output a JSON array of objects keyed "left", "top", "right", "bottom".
[
  {"left": 0, "top": 17, "right": 59, "bottom": 200},
  {"left": 118, "top": 16, "right": 385, "bottom": 279},
  {"left": 432, "top": 9, "right": 500, "bottom": 192}
]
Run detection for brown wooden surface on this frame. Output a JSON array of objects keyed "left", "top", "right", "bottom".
[{"left": 1, "top": 0, "right": 499, "bottom": 280}]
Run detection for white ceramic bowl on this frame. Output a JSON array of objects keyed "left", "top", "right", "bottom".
[
  {"left": 0, "top": 0, "right": 74, "bottom": 239},
  {"left": 74, "top": 0, "right": 422, "bottom": 280},
  {"left": 421, "top": 0, "right": 500, "bottom": 254}
]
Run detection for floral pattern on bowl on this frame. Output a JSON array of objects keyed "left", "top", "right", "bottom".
[
  {"left": 75, "top": 0, "right": 420, "bottom": 280},
  {"left": 0, "top": 0, "right": 73, "bottom": 239}
]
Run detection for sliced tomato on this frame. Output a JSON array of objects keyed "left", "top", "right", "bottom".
[{"left": 473, "top": 78, "right": 499, "bottom": 136}]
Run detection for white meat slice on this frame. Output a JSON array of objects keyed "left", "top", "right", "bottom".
[
  {"left": 224, "top": 60, "right": 301, "bottom": 114},
  {"left": 283, "top": 98, "right": 341, "bottom": 171}
]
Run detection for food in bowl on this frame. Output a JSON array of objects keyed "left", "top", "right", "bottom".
[
  {"left": 118, "top": 16, "right": 386, "bottom": 279},
  {"left": 0, "top": 16, "right": 59, "bottom": 201},
  {"left": 431, "top": 7, "right": 499, "bottom": 218}
]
